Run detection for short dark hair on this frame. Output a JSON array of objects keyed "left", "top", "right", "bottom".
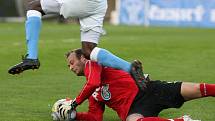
[{"left": 65, "top": 48, "right": 83, "bottom": 59}]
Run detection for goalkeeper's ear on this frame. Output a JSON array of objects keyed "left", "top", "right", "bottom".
[{"left": 80, "top": 54, "right": 88, "bottom": 62}]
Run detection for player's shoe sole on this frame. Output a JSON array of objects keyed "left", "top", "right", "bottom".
[
  {"left": 8, "top": 56, "right": 40, "bottom": 75},
  {"left": 130, "top": 60, "right": 149, "bottom": 90}
]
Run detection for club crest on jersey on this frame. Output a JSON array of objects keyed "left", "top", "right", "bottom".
[{"left": 101, "top": 84, "right": 111, "bottom": 101}]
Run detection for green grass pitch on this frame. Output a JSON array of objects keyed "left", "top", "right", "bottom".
[{"left": 0, "top": 22, "right": 215, "bottom": 121}]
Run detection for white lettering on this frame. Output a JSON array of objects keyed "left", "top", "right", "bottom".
[
  {"left": 180, "top": 9, "right": 193, "bottom": 21},
  {"left": 92, "top": 92, "right": 99, "bottom": 101},
  {"left": 210, "top": 9, "right": 215, "bottom": 22},
  {"left": 123, "top": 0, "right": 145, "bottom": 24},
  {"left": 194, "top": 6, "right": 204, "bottom": 22},
  {"left": 92, "top": 87, "right": 100, "bottom": 101},
  {"left": 148, "top": 5, "right": 205, "bottom": 22}
]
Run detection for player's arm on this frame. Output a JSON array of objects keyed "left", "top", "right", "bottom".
[
  {"left": 74, "top": 61, "right": 102, "bottom": 106},
  {"left": 67, "top": 61, "right": 102, "bottom": 121},
  {"left": 76, "top": 96, "right": 105, "bottom": 121}
]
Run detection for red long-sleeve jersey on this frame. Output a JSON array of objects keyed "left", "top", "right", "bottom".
[{"left": 75, "top": 60, "right": 139, "bottom": 121}]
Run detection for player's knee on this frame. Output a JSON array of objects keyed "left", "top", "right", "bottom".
[
  {"left": 181, "top": 82, "right": 201, "bottom": 100},
  {"left": 27, "top": 0, "right": 43, "bottom": 12},
  {"left": 189, "top": 83, "right": 200, "bottom": 94},
  {"left": 192, "top": 83, "right": 202, "bottom": 98},
  {"left": 126, "top": 114, "right": 144, "bottom": 121},
  {"left": 194, "top": 83, "right": 201, "bottom": 94}
]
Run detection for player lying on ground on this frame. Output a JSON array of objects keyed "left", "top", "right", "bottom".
[
  {"left": 53, "top": 48, "right": 215, "bottom": 121},
  {"left": 7, "top": 0, "right": 145, "bottom": 90}
]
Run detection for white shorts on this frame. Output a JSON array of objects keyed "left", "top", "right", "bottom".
[
  {"left": 40, "top": 0, "right": 107, "bottom": 44},
  {"left": 41, "top": 0, "right": 63, "bottom": 14}
]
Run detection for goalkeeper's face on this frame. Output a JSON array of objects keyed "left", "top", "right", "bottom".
[{"left": 67, "top": 52, "right": 86, "bottom": 76}]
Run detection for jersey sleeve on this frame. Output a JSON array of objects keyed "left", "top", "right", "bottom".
[
  {"left": 76, "top": 96, "right": 105, "bottom": 121},
  {"left": 75, "top": 61, "right": 102, "bottom": 105}
]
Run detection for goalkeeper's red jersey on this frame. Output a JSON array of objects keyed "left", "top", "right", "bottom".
[{"left": 75, "top": 61, "right": 139, "bottom": 121}]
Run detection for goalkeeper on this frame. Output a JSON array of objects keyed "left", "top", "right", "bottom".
[{"left": 58, "top": 48, "right": 215, "bottom": 121}]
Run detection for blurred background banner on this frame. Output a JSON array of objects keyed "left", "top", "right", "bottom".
[
  {"left": 0, "top": 0, "right": 27, "bottom": 17},
  {"left": 0, "top": 0, "right": 25, "bottom": 22},
  {"left": 1, "top": 0, "right": 215, "bottom": 28},
  {"left": 0, "top": 0, "right": 19, "bottom": 17},
  {"left": 119, "top": 0, "right": 146, "bottom": 25},
  {"left": 118, "top": 0, "right": 215, "bottom": 28}
]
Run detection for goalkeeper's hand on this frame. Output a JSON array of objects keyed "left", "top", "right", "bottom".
[
  {"left": 57, "top": 100, "right": 77, "bottom": 121},
  {"left": 66, "top": 100, "right": 78, "bottom": 121},
  {"left": 51, "top": 98, "right": 77, "bottom": 121}
]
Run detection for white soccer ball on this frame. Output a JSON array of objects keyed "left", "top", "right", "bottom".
[{"left": 51, "top": 98, "right": 76, "bottom": 121}]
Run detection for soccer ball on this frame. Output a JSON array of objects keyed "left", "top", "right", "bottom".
[{"left": 51, "top": 98, "right": 76, "bottom": 121}]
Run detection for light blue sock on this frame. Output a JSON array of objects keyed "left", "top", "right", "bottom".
[
  {"left": 26, "top": 16, "right": 42, "bottom": 59},
  {"left": 97, "top": 49, "right": 131, "bottom": 72}
]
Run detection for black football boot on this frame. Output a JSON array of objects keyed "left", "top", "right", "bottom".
[
  {"left": 8, "top": 55, "right": 40, "bottom": 75},
  {"left": 130, "top": 60, "right": 149, "bottom": 90}
]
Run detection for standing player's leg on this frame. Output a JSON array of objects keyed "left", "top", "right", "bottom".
[
  {"left": 81, "top": 35, "right": 146, "bottom": 90},
  {"left": 8, "top": 0, "right": 62, "bottom": 75},
  {"left": 181, "top": 82, "right": 215, "bottom": 101},
  {"left": 8, "top": 0, "right": 43, "bottom": 75},
  {"left": 78, "top": 0, "right": 146, "bottom": 90},
  {"left": 82, "top": 42, "right": 131, "bottom": 72}
]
